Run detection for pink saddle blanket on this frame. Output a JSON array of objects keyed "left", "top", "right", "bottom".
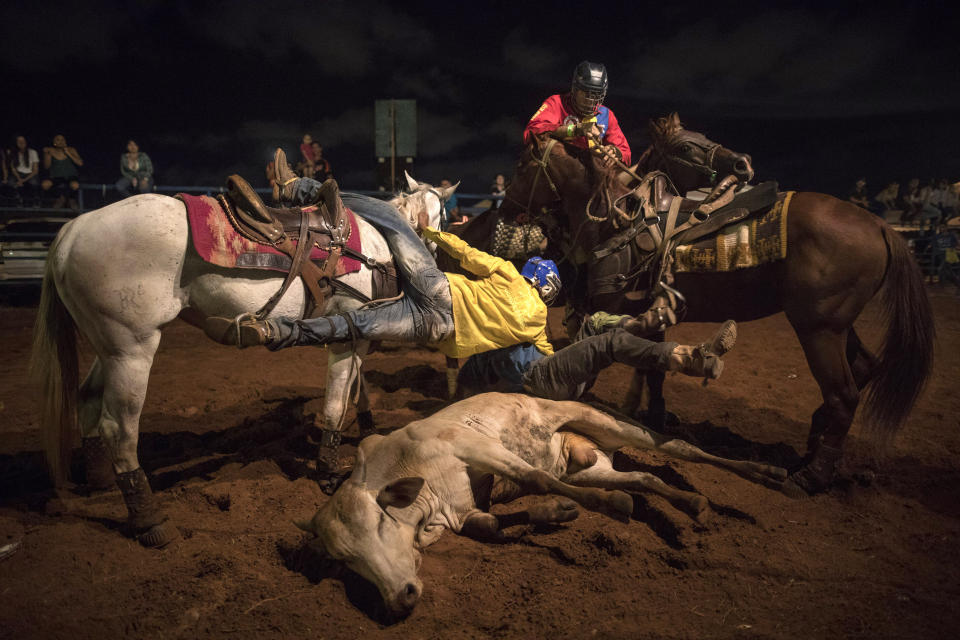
[{"left": 178, "top": 193, "right": 362, "bottom": 275}]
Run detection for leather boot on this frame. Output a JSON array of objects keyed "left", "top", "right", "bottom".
[
  {"left": 625, "top": 292, "right": 679, "bottom": 336},
  {"left": 622, "top": 306, "right": 676, "bottom": 337},
  {"left": 272, "top": 148, "right": 299, "bottom": 202},
  {"left": 204, "top": 316, "right": 277, "bottom": 348},
  {"left": 317, "top": 429, "right": 349, "bottom": 495},
  {"left": 116, "top": 468, "right": 179, "bottom": 548},
  {"left": 667, "top": 320, "right": 737, "bottom": 380},
  {"left": 785, "top": 444, "right": 843, "bottom": 495}
]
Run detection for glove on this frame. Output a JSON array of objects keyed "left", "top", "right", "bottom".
[
  {"left": 601, "top": 145, "right": 621, "bottom": 159},
  {"left": 574, "top": 121, "right": 601, "bottom": 138}
]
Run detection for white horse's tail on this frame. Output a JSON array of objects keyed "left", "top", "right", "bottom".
[{"left": 30, "top": 252, "right": 78, "bottom": 486}]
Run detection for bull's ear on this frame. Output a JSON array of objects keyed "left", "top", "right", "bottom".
[{"left": 376, "top": 477, "right": 425, "bottom": 510}]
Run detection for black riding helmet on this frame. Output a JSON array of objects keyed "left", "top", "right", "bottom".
[{"left": 570, "top": 61, "right": 608, "bottom": 117}]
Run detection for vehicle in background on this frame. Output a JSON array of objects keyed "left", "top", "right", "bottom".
[{"left": 0, "top": 217, "right": 70, "bottom": 284}]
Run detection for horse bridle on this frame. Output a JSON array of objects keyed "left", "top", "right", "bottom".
[
  {"left": 502, "top": 138, "right": 563, "bottom": 218},
  {"left": 652, "top": 134, "right": 721, "bottom": 186}
]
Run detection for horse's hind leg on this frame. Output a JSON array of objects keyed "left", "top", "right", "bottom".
[
  {"left": 788, "top": 328, "right": 860, "bottom": 495},
  {"left": 96, "top": 334, "right": 178, "bottom": 547},
  {"left": 846, "top": 328, "right": 879, "bottom": 390},
  {"left": 77, "top": 359, "right": 113, "bottom": 490}
]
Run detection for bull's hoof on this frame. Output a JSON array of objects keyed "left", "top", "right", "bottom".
[
  {"left": 687, "top": 495, "right": 709, "bottom": 518},
  {"left": 136, "top": 521, "right": 180, "bottom": 548},
  {"left": 607, "top": 490, "right": 634, "bottom": 521},
  {"left": 527, "top": 497, "right": 579, "bottom": 524},
  {"left": 767, "top": 465, "right": 789, "bottom": 483},
  {"left": 780, "top": 478, "right": 810, "bottom": 499}
]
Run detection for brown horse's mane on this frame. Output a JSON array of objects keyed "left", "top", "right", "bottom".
[
  {"left": 523, "top": 135, "right": 622, "bottom": 221},
  {"left": 636, "top": 112, "right": 685, "bottom": 173}
]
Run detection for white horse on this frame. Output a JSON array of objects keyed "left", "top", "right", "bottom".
[
  {"left": 390, "top": 170, "right": 458, "bottom": 256},
  {"left": 31, "top": 175, "right": 455, "bottom": 547}
]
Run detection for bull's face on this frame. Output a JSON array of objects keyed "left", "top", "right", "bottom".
[{"left": 297, "top": 475, "right": 426, "bottom": 618}]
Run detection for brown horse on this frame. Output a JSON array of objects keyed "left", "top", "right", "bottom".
[{"left": 497, "top": 115, "right": 934, "bottom": 495}]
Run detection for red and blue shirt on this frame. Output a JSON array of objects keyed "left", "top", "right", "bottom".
[{"left": 523, "top": 93, "right": 632, "bottom": 164}]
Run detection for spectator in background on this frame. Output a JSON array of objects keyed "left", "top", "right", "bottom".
[
  {"left": 441, "top": 178, "right": 465, "bottom": 228},
  {"left": 919, "top": 178, "right": 943, "bottom": 228},
  {"left": 310, "top": 142, "right": 332, "bottom": 181},
  {"left": 115, "top": 139, "right": 154, "bottom": 198},
  {"left": 490, "top": 173, "right": 507, "bottom": 209},
  {"left": 41, "top": 134, "right": 83, "bottom": 209},
  {"left": 900, "top": 178, "right": 922, "bottom": 223},
  {"left": 298, "top": 134, "right": 315, "bottom": 176},
  {"left": 874, "top": 181, "right": 899, "bottom": 215},
  {"left": 940, "top": 179, "right": 958, "bottom": 222},
  {"left": 847, "top": 178, "right": 871, "bottom": 210},
  {"left": 266, "top": 157, "right": 277, "bottom": 193},
  {"left": 7, "top": 135, "right": 40, "bottom": 206}
]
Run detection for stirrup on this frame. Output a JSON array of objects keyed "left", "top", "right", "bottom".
[{"left": 232, "top": 311, "right": 258, "bottom": 349}]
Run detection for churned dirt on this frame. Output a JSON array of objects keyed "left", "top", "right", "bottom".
[{"left": 1, "top": 286, "right": 959, "bottom": 640}]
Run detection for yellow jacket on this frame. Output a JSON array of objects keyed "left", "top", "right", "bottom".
[{"left": 422, "top": 227, "right": 553, "bottom": 359}]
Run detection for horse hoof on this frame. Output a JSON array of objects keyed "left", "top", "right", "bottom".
[{"left": 137, "top": 521, "right": 180, "bottom": 548}]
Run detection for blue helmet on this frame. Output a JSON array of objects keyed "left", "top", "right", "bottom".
[{"left": 521, "top": 257, "right": 561, "bottom": 305}]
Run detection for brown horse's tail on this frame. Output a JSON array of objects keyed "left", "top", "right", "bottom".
[
  {"left": 29, "top": 250, "right": 78, "bottom": 486},
  {"left": 860, "top": 226, "right": 935, "bottom": 447}
]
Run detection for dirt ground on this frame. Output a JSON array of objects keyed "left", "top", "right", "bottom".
[{"left": 1, "top": 285, "right": 959, "bottom": 640}]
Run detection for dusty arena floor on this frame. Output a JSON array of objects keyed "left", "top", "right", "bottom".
[{"left": 1, "top": 287, "right": 959, "bottom": 639}]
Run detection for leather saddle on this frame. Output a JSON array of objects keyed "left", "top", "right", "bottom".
[
  {"left": 591, "top": 176, "right": 778, "bottom": 303},
  {"left": 220, "top": 175, "right": 351, "bottom": 319}
]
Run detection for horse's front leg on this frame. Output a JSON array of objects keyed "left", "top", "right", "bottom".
[{"left": 318, "top": 340, "right": 370, "bottom": 492}]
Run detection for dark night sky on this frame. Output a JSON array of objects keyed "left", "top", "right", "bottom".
[{"left": 3, "top": 0, "right": 958, "bottom": 197}]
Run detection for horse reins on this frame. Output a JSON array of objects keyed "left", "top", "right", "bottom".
[{"left": 651, "top": 136, "right": 721, "bottom": 185}]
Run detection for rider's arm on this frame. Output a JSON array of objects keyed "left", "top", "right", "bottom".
[
  {"left": 523, "top": 95, "right": 565, "bottom": 144},
  {"left": 422, "top": 227, "right": 507, "bottom": 277},
  {"left": 601, "top": 110, "right": 631, "bottom": 164},
  {"left": 531, "top": 325, "right": 554, "bottom": 356}
]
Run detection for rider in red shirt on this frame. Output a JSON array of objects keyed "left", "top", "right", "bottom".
[{"left": 524, "top": 61, "right": 631, "bottom": 165}]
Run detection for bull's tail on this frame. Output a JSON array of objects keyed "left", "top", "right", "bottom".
[
  {"left": 29, "top": 251, "right": 78, "bottom": 485},
  {"left": 860, "top": 226, "right": 935, "bottom": 447}
]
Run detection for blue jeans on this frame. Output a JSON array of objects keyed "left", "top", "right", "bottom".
[
  {"left": 522, "top": 329, "right": 677, "bottom": 401},
  {"left": 116, "top": 175, "right": 151, "bottom": 198},
  {"left": 270, "top": 181, "right": 454, "bottom": 349}
]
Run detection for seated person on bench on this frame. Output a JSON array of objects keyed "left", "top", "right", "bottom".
[{"left": 204, "top": 150, "right": 730, "bottom": 383}]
